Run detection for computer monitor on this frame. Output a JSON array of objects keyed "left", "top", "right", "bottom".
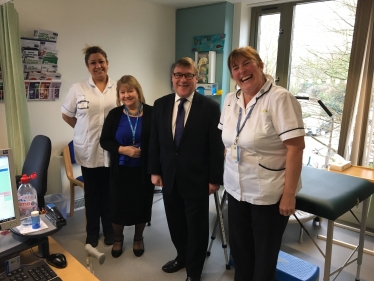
[{"left": 0, "top": 148, "right": 20, "bottom": 230}]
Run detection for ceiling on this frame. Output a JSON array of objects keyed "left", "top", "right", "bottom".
[{"left": 141, "top": 0, "right": 277, "bottom": 9}]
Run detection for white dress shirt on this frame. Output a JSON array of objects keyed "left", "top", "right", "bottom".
[{"left": 172, "top": 93, "right": 194, "bottom": 139}]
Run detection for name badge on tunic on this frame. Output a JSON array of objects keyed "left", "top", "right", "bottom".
[
  {"left": 77, "top": 95, "right": 89, "bottom": 109},
  {"left": 231, "top": 144, "right": 240, "bottom": 162}
]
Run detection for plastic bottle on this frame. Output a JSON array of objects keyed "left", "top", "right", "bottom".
[{"left": 17, "top": 173, "right": 39, "bottom": 226}]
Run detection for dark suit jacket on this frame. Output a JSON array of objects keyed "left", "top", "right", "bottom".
[
  {"left": 100, "top": 104, "right": 153, "bottom": 193},
  {"left": 148, "top": 92, "right": 224, "bottom": 198}
]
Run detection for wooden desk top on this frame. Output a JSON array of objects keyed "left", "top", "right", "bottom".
[
  {"left": 20, "top": 237, "right": 99, "bottom": 281},
  {"left": 329, "top": 165, "right": 374, "bottom": 183}
]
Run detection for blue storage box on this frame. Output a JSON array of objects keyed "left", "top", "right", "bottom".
[
  {"left": 229, "top": 250, "right": 319, "bottom": 281},
  {"left": 276, "top": 251, "right": 319, "bottom": 281}
]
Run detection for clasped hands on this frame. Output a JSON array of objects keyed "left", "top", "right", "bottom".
[{"left": 119, "top": 145, "right": 141, "bottom": 158}]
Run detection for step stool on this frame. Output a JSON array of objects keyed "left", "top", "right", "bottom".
[
  {"left": 276, "top": 251, "right": 319, "bottom": 281},
  {"left": 229, "top": 250, "right": 319, "bottom": 281}
]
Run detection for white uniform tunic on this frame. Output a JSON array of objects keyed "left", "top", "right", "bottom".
[
  {"left": 219, "top": 80, "right": 305, "bottom": 205},
  {"left": 61, "top": 77, "right": 117, "bottom": 168}
]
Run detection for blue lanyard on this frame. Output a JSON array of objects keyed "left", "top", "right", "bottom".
[
  {"left": 235, "top": 84, "right": 272, "bottom": 145},
  {"left": 124, "top": 103, "right": 142, "bottom": 145}
]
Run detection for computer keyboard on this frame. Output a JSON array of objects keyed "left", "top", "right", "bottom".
[{"left": 0, "top": 259, "right": 62, "bottom": 281}]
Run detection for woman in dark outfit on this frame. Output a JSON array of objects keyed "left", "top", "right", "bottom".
[{"left": 100, "top": 75, "right": 154, "bottom": 258}]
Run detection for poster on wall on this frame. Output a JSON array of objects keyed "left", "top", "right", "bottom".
[{"left": 191, "top": 34, "right": 225, "bottom": 53}]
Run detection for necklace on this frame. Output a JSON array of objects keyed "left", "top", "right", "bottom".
[{"left": 125, "top": 104, "right": 143, "bottom": 116}]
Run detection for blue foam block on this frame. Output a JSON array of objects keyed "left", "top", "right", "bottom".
[
  {"left": 276, "top": 251, "right": 319, "bottom": 281},
  {"left": 229, "top": 250, "right": 319, "bottom": 281}
]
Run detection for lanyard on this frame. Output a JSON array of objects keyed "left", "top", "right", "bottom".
[
  {"left": 234, "top": 84, "right": 272, "bottom": 145},
  {"left": 124, "top": 103, "right": 142, "bottom": 145}
]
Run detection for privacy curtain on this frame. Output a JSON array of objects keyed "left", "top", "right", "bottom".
[{"left": 0, "top": 2, "right": 31, "bottom": 174}]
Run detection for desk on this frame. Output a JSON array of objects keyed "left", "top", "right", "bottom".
[
  {"left": 0, "top": 215, "right": 62, "bottom": 260},
  {"left": 2, "top": 237, "right": 99, "bottom": 280},
  {"left": 296, "top": 166, "right": 374, "bottom": 281},
  {"left": 329, "top": 165, "right": 374, "bottom": 183}
]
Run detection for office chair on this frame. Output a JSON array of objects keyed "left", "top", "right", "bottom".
[
  {"left": 16, "top": 135, "right": 52, "bottom": 210},
  {"left": 62, "top": 141, "right": 84, "bottom": 217}
]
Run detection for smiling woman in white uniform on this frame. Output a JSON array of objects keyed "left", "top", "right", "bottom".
[
  {"left": 219, "top": 46, "right": 305, "bottom": 281},
  {"left": 61, "top": 46, "right": 116, "bottom": 248}
]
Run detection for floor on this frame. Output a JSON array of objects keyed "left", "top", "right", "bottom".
[{"left": 51, "top": 189, "right": 374, "bottom": 281}]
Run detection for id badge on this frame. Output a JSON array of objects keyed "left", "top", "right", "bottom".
[
  {"left": 231, "top": 144, "right": 240, "bottom": 162},
  {"left": 77, "top": 95, "right": 89, "bottom": 109}
]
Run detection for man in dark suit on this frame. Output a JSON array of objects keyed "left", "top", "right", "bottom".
[{"left": 148, "top": 57, "right": 224, "bottom": 281}]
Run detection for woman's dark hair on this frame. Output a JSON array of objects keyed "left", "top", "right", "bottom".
[{"left": 82, "top": 46, "right": 108, "bottom": 66}]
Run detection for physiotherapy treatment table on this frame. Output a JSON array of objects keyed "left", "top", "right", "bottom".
[{"left": 297, "top": 166, "right": 374, "bottom": 280}]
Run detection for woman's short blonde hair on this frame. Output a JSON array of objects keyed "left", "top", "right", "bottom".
[
  {"left": 116, "top": 75, "right": 145, "bottom": 106},
  {"left": 227, "top": 46, "right": 264, "bottom": 77}
]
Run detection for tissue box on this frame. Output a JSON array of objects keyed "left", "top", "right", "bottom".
[{"left": 330, "top": 161, "right": 352, "bottom": 171}]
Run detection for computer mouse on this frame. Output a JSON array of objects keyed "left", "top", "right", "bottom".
[{"left": 46, "top": 253, "right": 67, "bottom": 269}]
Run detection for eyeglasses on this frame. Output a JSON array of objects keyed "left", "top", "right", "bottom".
[{"left": 173, "top": 73, "right": 196, "bottom": 80}]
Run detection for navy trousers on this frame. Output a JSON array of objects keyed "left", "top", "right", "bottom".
[
  {"left": 81, "top": 166, "right": 113, "bottom": 237},
  {"left": 163, "top": 186, "right": 209, "bottom": 278},
  {"left": 228, "top": 193, "right": 289, "bottom": 281}
]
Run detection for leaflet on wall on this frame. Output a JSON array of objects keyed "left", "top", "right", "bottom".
[
  {"left": 50, "top": 81, "right": 61, "bottom": 99},
  {"left": 28, "top": 81, "right": 40, "bottom": 100},
  {"left": 39, "top": 81, "right": 51, "bottom": 100}
]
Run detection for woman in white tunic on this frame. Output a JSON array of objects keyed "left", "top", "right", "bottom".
[
  {"left": 61, "top": 46, "right": 116, "bottom": 247},
  {"left": 219, "top": 46, "right": 305, "bottom": 281}
]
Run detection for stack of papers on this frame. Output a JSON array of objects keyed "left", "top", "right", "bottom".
[{"left": 15, "top": 219, "right": 49, "bottom": 235}]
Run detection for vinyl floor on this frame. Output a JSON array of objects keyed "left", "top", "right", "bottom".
[{"left": 51, "top": 189, "right": 374, "bottom": 281}]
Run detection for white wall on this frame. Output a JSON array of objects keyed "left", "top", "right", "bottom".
[{"left": 0, "top": 0, "right": 175, "bottom": 204}]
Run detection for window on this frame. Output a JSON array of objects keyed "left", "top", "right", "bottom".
[{"left": 250, "top": 0, "right": 357, "bottom": 168}]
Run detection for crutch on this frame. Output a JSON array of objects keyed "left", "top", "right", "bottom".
[
  {"left": 206, "top": 189, "right": 230, "bottom": 269},
  {"left": 85, "top": 244, "right": 105, "bottom": 275}
]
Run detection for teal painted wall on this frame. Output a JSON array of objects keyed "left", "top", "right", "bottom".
[{"left": 176, "top": 2, "right": 234, "bottom": 103}]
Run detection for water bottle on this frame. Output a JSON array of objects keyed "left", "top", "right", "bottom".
[{"left": 17, "top": 173, "right": 39, "bottom": 226}]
